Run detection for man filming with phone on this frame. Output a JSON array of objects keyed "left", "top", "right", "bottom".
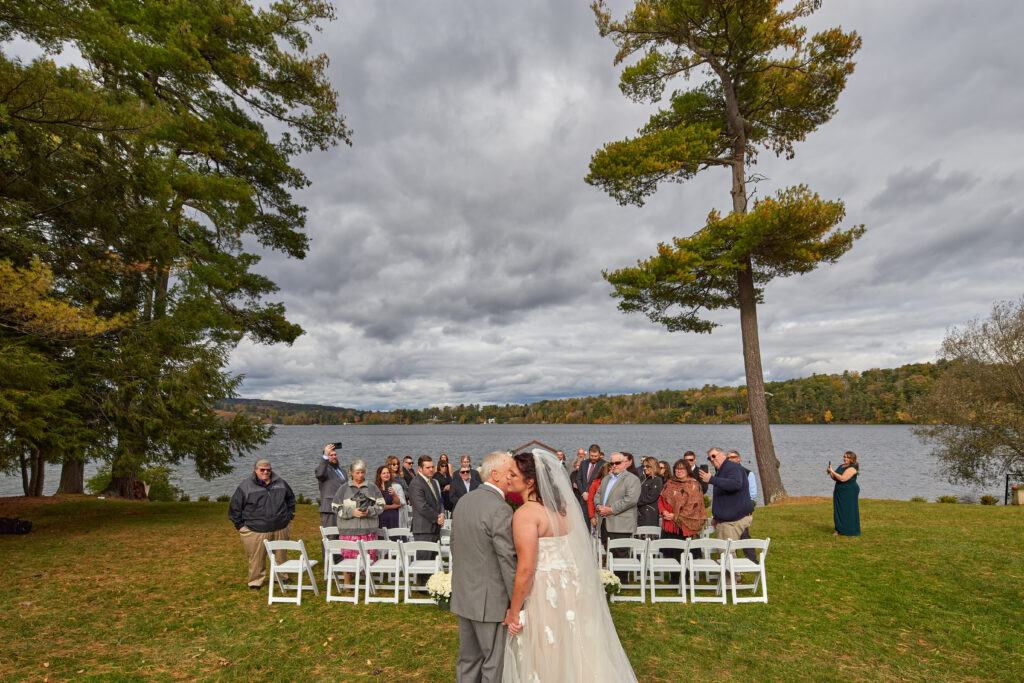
[{"left": 315, "top": 442, "right": 347, "bottom": 527}]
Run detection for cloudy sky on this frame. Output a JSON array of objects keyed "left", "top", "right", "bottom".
[{"left": 229, "top": 0, "right": 1024, "bottom": 410}]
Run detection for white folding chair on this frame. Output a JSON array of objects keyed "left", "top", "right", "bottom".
[
  {"left": 363, "top": 539, "right": 403, "bottom": 604},
  {"left": 263, "top": 539, "right": 319, "bottom": 605},
  {"left": 386, "top": 527, "right": 412, "bottom": 543},
  {"left": 726, "top": 537, "right": 770, "bottom": 604},
  {"left": 324, "top": 539, "right": 364, "bottom": 604},
  {"left": 439, "top": 527, "right": 452, "bottom": 570},
  {"left": 688, "top": 538, "right": 729, "bottom": 604},
  {"left": 647, "top": 538, "right": 688, "bottom": 603},
  {"left": 401, "top": 541, "right": 442, "bottom": 604},
  {"left": 319, "top": 526, "right": 339, "bottom": 580},
  {"left": 635, "top": 525, "right": 662, "bottom": 539},
  {"left": 607, "top": 538, "right": 648, "bottom": 603}
]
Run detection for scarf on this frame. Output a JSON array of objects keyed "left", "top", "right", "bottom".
[{"left": 660, "top": 475, "right": 706, "bottom": 536}]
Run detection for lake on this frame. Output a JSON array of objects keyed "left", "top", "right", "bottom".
[{"left": 1, "top": 424, "right": 1005, "bottom": 503}]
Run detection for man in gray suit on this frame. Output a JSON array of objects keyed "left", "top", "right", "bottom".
[
  {"left": 407, "top": 455, "right": 445, "bottom": 582},
  {"left": 450, "top": 451, "right": 517, "bottom": 683},
  {"left": 595, "top": 451, "right": 641, "bottom": 581},
  {"left": 314, "top": 442, "right": 346, "bottom": 527}
]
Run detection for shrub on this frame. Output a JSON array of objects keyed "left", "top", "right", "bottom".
[
  {"left": 179, "top": 493, "right": 190, "bottom": 502},
  {"left": 198, "top": 496, "right": 210, "bottom": 502},
  {"left": 980, "top": 495, "right": 998, "bottom": 505},
  {"left": 296, "top": 493, "right": 312, "bottom": 505},
  {"left": 909, "top": 496, "right": 927, "bottom": 502},
  {"left": 937, "top": 495, "right": 958, "bottom": 504},
  {"left": 704, "top": 495, "right": 711, "bottom": 509},
  {"left": 86, "top": 465, "right": 183, "bottom": 502},
  {"left": 216, "top": 495, "right": 231, "bottom": 503}
]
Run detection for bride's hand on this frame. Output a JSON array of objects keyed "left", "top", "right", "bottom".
[{"left": 503, "top": 608, "right": 522, "bottom": 635}]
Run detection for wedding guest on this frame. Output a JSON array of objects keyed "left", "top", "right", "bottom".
[
  {"left": 459, "top": 455, "right": 483, "bottom": 487},
  {"left": 623, "top": 451, "right": 640, "bottom": 477},
  {"left": 434, "top": 457, "right": 454, "bottom": 513},
  {"left": 386, "top": 455, "right": 411, "bottom": 529},
  {"left": 594, "top": 452, "right": 641, "bottom": 581},
  {"left": 228, "top": 459, "right": 294, "bottom": 590},
  {"left": 576, "top": 444, "right": 605, "bottom": 517},
  {"left": 315, "top": 442, "right": 346, "bottom": 527},
  {"left": 637, "top": 456, "right": 664, "bottom": 528},
  {"left": 555, "top": 450, "right": 571, "bottom": 478},
  {"left": 401, "top": 456, "right": 416, "bottom": 487},
  {"left": 698, "top": 447, "right": 754, "bottom": 577},
  {"left": 408, "top": 455, "right": 445, "bottom": 583},
  {"left": 587, "top": 462, "right": 611, "bottom": 531},
  {"left": 450, "top": 462, "right": 480, "bottom": 511},
  {"left": 828, "top": 451, "right": 860, "bottom": 536},
  {"left": 375, "top": 465, "right": 402, "bottom": 531},
  {"left": 332, "top": 460, "right": 385, "bottom": 581},
  {"left": 658, "top": 460, "right": 671, "bottom": 480},
  {"left": 728, "top": 450, "right": 758, "bottom": 560},
  {"left": 685, "top": 451, "right": 708, "bottom": 495},
  {"left": 658, "top": 458, "right": 706, "bottom": 581}
]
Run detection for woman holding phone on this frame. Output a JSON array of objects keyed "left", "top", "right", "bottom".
[{"left": 827, "top": 451, "right": 860, "bottom": 536}]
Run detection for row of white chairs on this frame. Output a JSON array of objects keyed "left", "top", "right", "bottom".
[
  {"left": 263, "top": 537, "right": 446, "bottom": 605},
  {"left": 319, "top": 525, "right": 451, "bottom": 578},
  {"left": 605, "top": 536, "right": 770, "bottom": 604}
]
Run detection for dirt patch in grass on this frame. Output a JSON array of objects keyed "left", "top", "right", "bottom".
[
  {"left": 766, "top": 496, "right": 831, "bottom": 506},
  {"left": 0, "top": 494, "right": 91, "bottom": 516}
]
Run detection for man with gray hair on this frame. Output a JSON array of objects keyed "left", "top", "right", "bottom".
[
  {"left": 451, "top": 451, "right": 517, "bottom": 682},
  {"left": 228, "top": 458, "right": 296, "bottom": 590},
  {"left": 698, "top": 447, "right": 754, "bottom": 578}
]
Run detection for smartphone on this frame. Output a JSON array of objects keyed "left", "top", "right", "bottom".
[{"left": 330, "top": 441, "right": 342, "bottom": 450}]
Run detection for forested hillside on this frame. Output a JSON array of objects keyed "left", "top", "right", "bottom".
[{"left": 217, "top": 362, "right": 942, "bottom": 426}]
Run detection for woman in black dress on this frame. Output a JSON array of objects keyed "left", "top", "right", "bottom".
[
  {"left": 637, "top": 456, "right": 664, "bottom": 528},
  {"left": 375, "top": 465, "right": 402, "bottom": 530},
  {"left": 433, "top": 458, "right": 454, "bottom": 513}
]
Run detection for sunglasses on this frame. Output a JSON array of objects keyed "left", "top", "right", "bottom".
[{"left": 256, "top": 468, "right": 271, "bottom": 472}]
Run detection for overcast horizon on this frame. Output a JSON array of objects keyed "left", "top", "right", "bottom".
[{"left": 228, "top": 0, "right": 1023, "bottom": 411}]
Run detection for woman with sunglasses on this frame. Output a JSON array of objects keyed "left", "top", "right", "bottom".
[{"left": 636, "top": 456, "right": 664, "bottom": 528}]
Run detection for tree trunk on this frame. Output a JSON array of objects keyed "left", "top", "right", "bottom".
[
  {"left": 26, "top": 448, "right": 45, "bottom": 497},
  {"left": 103, "top": 472, "right": 146, "bottom": 500},
  {"left": 56, "top": 458, "right": 86, "bottom": 495},
  {"left": 736, "top": 261, "right": 788, "bottom": 503},
  {"left": 20, "top": 452, "right": 30, "bottom": 496}
]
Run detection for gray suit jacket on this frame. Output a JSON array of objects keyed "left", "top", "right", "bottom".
[
  {"left": 407, "top": 472, "right": 444, "bottom": 535},
  {"left": 450, "top": 484, "right": 517, "bottom": 622},
  {"left": 595, "top": 470, "right": 641, "bottom": 535},
  {"left": 315, "top": 459, "right": 346, "bottom": 514}
]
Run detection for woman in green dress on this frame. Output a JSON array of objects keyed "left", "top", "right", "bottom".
[{"left": 827, "top": 451, "right": 860, "bottom": 536}]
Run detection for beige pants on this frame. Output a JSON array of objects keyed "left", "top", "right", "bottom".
[
  {"left": 239, "top": 524, "right": 290, "bottom": 587},
  {"left": 715, "top": 515, "right": 752, "bottom": 542},
  {"left": 715, "top": 515, "right": 752, "bottom": 571}
]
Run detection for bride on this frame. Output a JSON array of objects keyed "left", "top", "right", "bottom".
[{"left": 502, "top": 449, "right": 637, "bottom": 682}]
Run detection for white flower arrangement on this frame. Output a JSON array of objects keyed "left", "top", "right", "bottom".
[
  {"left": 599, "top": 569, "right": 621, "bottom": 598},
  {"left": 426, "top": 571, "right": 453, "bottom": 604}
]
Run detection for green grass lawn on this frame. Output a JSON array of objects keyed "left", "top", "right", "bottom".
[{"left": 1, "top": 496, "right": 1021, "bottom": 682}]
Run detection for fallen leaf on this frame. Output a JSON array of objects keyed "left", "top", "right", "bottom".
[
  {"left": 19, "top": 602, "right": 31, "bottom": 607},
  {"left": 43, "top": 663, "right": 50, "bottom": 668}
]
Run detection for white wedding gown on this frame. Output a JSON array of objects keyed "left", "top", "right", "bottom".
[{"left": 502, "top": 535, "right": 637, "bottom": 682}]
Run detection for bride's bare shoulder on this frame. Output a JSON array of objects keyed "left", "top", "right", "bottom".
[{"left": 512, "top": 501, "right": 546, "bottom": 523}]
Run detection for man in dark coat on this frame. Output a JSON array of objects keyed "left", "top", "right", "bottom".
[{"left": 228, "top": 459, "right": 295, "bottom": 589}]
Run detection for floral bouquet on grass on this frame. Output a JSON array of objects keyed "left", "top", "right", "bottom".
[
  {"left": 599, "top": 569, "right": 621, "bottom": 601},
  {"left": 426, "top": 571, "right": 453, "bottom": 610}
]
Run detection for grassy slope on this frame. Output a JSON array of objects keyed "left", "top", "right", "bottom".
[{"left": 1, "top": 497, "right": 1021, "bottom": 682}]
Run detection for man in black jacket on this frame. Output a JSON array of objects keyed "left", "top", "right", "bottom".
[{"left": 228, "top": 459, "right": 296, "bottom": 589}]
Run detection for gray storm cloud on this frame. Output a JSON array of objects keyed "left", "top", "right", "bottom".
[{"left": 229, "top": 0, "right": 1024, "bottom": 410}]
